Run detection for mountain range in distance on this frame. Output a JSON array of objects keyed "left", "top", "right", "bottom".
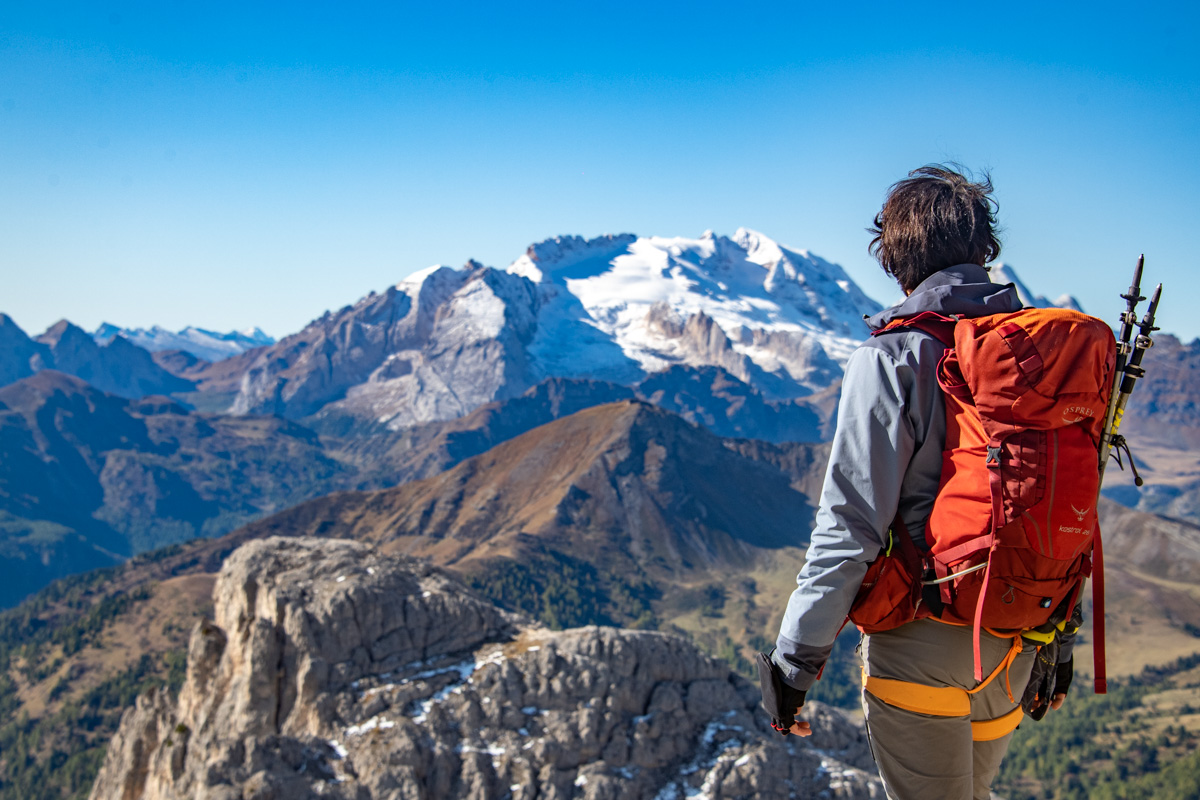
[
  {"left": 2, "top": 228, "right": 1190, "bottom": 600},
  {"left": 2, "top": 229, "right": 1087, "bottom": 427},
  {"left": 67, "top": 253, "right": 1080, "bottom": 371},
  {"left": 987, "top": 263, "right": 1084, "bottom": 312},
  {"left": 0, "top": 364, "right": 828, "bottom": 609},
  {"left": 82, "top": 261, "right": 1073, "bottom": 367},
  {"left": 92, "top": 323, "right": 275, "bottom": 363}
]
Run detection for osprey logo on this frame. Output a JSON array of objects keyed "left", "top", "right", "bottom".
[
  {"left": 1061, "top": 405, "right": 1095, "bottom": 423},
  {"left": 1070, "top": 503, "right": 1090, "bottom": 522}
]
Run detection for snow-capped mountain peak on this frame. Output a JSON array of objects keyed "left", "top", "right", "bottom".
[
  {"left": 497, "top": 230, "right": 883, "bottom": 391},
  {"left": 732, "top": 226, "right": 785, "bottom": 266},
  {"left": 232, "top": 327, "right": 274, "bottom": 346},
  {"left": 93, "top": 324, "right": 276, "bottom": 362},
  {"left": 507, "top": 233, "right": 638, "bottom": 284},
  {"left": 398, "top": 263, "right": 455, "bottom": 289},
  {"left": 217, "top": 229, "right": 1093, "bottom": 435},
  {"left": 988, "top": 263, "right": 1084, "bottom": 312}
]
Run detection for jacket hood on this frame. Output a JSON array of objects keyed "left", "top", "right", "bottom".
[{"left": 865, "top": 263, "right": 1023, "bottom": 330}]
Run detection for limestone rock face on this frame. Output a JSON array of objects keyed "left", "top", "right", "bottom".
[
  {"left": 90, "top": 537, "right": 882, "bottom": 800},
  {"left": 230, "top": 266, "right": 542, "bottom": 426}
]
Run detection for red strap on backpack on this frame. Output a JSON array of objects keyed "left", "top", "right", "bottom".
[
  {"left": 1093, "top": 531, "right": 1107, "bottom": 694},
  {"left": 971, "top": 442, "right": 1008, "bottom": 681}
]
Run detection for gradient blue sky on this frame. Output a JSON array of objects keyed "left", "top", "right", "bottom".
[{"left": 2, "top": 1, "right": 1197, "bottom": 341}]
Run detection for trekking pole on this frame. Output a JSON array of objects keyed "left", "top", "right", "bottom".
[
  {"left": 1091, "top": 258, "right": 1162, "bottom": 693},
  {"left": 1097, "top": 256, "right": 1144, "bottom": 482}
]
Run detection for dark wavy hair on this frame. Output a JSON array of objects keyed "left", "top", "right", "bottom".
[{"left": 868, "top": 164, "right": 1002, "bottom": 293}]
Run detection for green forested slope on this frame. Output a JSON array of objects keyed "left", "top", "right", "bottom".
[{"left": 996, "top": 654, "right": 1200, "bottom": 800}]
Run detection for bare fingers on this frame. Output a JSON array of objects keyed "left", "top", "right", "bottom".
[{"left": 789, "top": 720, "right": 813, "bottom": 737}]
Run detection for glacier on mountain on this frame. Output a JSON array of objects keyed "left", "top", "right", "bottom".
[{"left": 505, "top": 228, "right": 881, "bottom": 393}]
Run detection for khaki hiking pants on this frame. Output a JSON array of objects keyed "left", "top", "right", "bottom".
[{"left": 861, "top": 618, "right": 1036, "bottom": 800}]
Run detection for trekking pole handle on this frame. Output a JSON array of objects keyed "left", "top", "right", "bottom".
[
  {"left": 1121, "top": 255, "right": 1145, "bottom": 304},
  {"left": 1115, "top": 255, "right": 1145, "bottom": 353},
  {"left": 1140, "top": 283, "right": 1162, "bottom": 334}
]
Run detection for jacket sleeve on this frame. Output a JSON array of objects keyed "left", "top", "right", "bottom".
[{"left": 773, "top": 339, "right": 942, "bottom": 690}]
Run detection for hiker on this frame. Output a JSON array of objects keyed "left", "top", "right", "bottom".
[{"left": 761, "top": 165, "right": 1080, "bottom": 800}]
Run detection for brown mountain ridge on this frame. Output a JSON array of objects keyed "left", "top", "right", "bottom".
[
  {"left": 0, "top": 368, "right": 826, "bottom": 610},
  {"left": 0, "top": 371, "right": 352, "bottom": 606},
  {"left": 242, "top": 400, "right": 818, "bottom": 583}
]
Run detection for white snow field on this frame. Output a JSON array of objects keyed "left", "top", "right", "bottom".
[{"left": 501, "top": 228, "right": 882, "bottom": 394}]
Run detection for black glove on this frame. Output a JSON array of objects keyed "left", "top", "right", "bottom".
[
  {"left": 757, "top": 651, "right": 806, "bottom": 736},
  {"left": 1022, "top": 601, "right": 1081, "bottom": 720},
  {"left": 1054, "top": 657, "right": 1073, "bottom": 698},
  {"left": 1020, "top": 638, "right": 1060, "bottom": 721}
]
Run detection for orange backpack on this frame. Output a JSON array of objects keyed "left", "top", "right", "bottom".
[{"left": 850, "top": 307, "right": 1116, "bottom": 681}]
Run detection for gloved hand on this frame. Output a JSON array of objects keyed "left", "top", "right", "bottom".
[
  {"left": 1020, "top": 639, "right": 1059, "bottom": 720},
  {"left": 1050, "top": 657, "right": 1073, "bottom": 710},
  {"left": 1023, "top": 602, "right": 1080, "bottom": 719},
  {"left": 756, "top": 651, "right": 810, "bottom": 736},
  {"left": 1022, "top": 647, "right": 1073, "bottom": 719}
]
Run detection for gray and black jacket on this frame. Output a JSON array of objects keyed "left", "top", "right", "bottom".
[{"left": 773, "top": 263, "right": 1023, "bottom": 691}]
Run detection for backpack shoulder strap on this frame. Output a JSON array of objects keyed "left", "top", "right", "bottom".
[{"left": 870, "top": 311, "right": 958, "bottom": 347}]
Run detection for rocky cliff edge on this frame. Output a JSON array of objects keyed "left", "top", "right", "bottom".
[{"left": 90, "top": 537, "right": 881, "bottom": 800}]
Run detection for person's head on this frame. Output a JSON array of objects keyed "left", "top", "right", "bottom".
[{"left": 868, "top": 164, "right": 1002, "bottom": 294}]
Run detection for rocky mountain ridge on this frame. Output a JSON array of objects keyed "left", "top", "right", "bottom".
[
  {"left": 0, "top": 315, "right": 192, "bottom": 399},
  {"left": 93, "top": 323, "right": 275, "bottom": 363},
  {"left": 89, "top": 536, "right": 882, "bottom": 800}
]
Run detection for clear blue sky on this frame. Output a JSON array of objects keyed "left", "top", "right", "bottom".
[{"left": 2, "top": 1, "right": 1197, "bottom": 341}]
